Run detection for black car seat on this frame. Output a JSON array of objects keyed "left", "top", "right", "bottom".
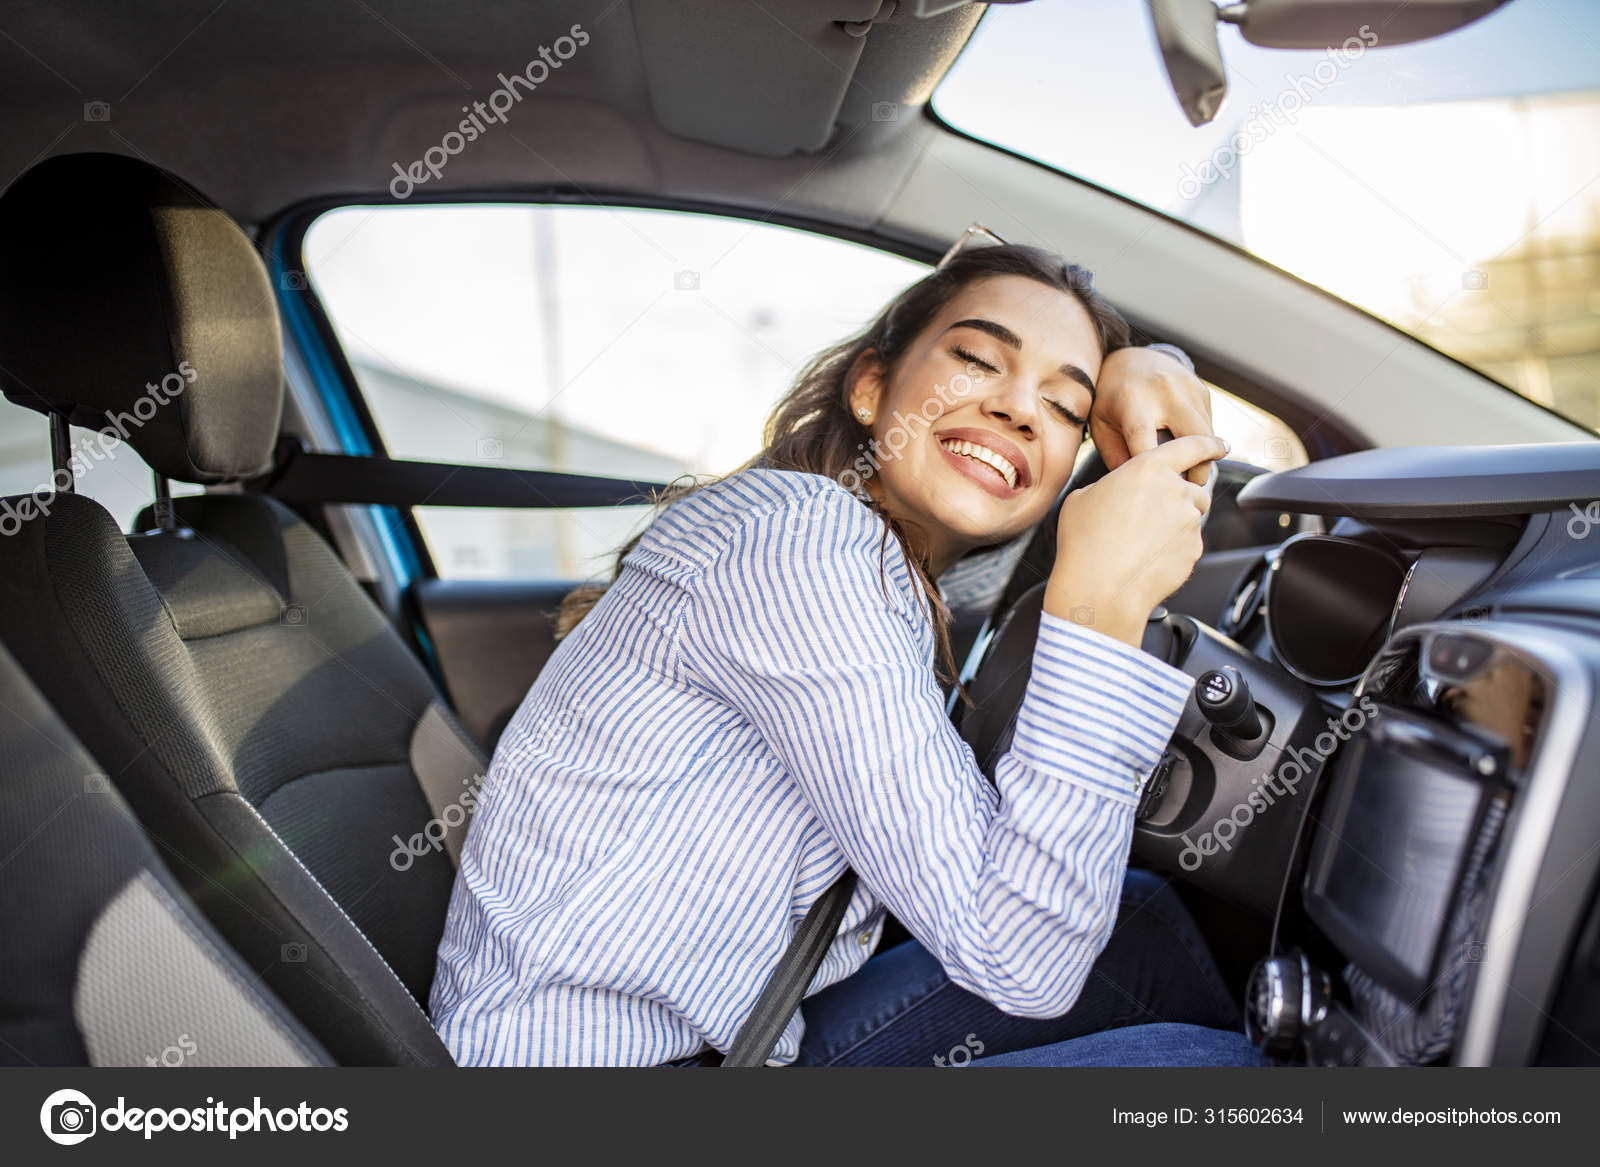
[
  {"left": 0, "top": 641, "right": 331, "bottom": 1067},
  {"left": 0, "top": 153, "right": 484, "bottom": 1066}
]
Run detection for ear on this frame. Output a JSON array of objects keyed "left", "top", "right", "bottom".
[{"left": 847, "top": 348, "right": 886, "bottom": 423}]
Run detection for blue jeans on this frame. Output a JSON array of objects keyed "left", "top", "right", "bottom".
[
  {"left": 792, "top": 868, "right": 1254, "bottom": 1067},
  {"left": 972, "top": 1022, "right": 1268, "bottom": 1066}
]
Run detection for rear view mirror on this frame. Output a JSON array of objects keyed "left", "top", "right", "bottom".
[
  {"left": 1219, "top": 0, "right": 1511, "bottom": 50},
  {"left": 1147, "top": 0, "right": 1511, "bottom": 125},
  {"left": 1147, "top": 0, "right": 1228, "bottom": 127}
]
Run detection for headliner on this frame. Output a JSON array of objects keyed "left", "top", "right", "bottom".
[{"left": 0, "top": 0, "right": 987, "bottom": 227}]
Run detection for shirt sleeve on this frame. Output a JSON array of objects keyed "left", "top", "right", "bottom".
[
  {"left": 1144, "top": 342, "right": 1195, "bottom": 371},
  {"left": 676, "top": 484, "right": 1195, "bottom": 1018}
]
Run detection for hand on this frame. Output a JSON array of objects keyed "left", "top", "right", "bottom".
[
  {"left": 1091, "top": 347, "right": 1217, "bottom": 487},
  {"left": 1044, "top": 434, "right": 1229, "bottom": 647}
]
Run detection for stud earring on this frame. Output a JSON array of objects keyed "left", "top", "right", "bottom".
[{"left": 856, "top": 407, "right": 871, "bottom": 422}]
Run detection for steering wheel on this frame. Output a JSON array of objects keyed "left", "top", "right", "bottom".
[{"left": 955, "top": 581, "right": 1329, "bottom": 920}]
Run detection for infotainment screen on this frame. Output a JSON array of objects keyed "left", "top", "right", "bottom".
[{"left": 1303, "top": 718, "right": 1493, "bottom": 1000}]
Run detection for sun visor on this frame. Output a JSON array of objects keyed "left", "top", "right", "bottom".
[{"left": 632, "top": 0, "right": 993, "bottom": 157}]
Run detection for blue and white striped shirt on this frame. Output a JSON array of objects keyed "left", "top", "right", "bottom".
[{"left": 428, "top": 467, "right": 1196, "bottom": 1065}]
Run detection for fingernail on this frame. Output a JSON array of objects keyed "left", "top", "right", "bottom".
[{"left": 1222, "top": 439, "right": 1232, "bottom": 455}]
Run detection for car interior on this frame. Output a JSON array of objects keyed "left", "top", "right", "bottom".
[{"left": 1, "top": 0, "right": 1598, "bottom": 1070}]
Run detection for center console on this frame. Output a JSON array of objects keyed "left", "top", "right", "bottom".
[{"left": 1247, "top": 621, "right": 1599, "bottom": 1066}]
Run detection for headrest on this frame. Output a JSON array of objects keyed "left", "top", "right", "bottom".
[{"left": 0, "top": 153, "right": 284, "bottom": 484}]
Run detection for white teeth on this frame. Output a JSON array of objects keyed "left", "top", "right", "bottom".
[{"left": 940, "top": 438, "right": 1019, "bottom": 489}]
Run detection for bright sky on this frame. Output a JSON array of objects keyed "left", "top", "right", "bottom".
[
  {"left": 936, "top": 0, "right": 1600, "bottom": 218},
  {"left": 936, "top": 0, "right": 1600, "bottom": 327}
]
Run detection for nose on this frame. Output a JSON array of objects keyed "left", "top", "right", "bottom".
[{"left": 978, "top": 377, "right": 1040, "bottom": 437}]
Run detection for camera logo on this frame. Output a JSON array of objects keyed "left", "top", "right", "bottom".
[{"left": 41, "top": 1088, "right": 97, "bottom": 1145}]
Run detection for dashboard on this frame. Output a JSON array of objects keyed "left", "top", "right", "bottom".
[
  {"left": 1199, "top": 446, "right": 1600, "bottom": 1066},
  {"left": 1220, "top": 530, "right": 1509, "bottom": 687},
  {"left": 959, "top": 441, "right": 1600, "bottom": 1067}
]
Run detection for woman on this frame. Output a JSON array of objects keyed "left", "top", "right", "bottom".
[{"left": 429, "top": 242, "right": 1263, "bottom": 1067}]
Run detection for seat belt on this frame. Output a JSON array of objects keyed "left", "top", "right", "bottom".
[
  {"left": 247, "top": 440, "right": 664, "bottom": 509},
  {"left": 720, "top": 869, "right": 858, "bottom": 1068}
]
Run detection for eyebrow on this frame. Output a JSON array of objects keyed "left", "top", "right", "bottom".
[{"left": 945, "top": 317, "right": 1097, "bottom": 398}]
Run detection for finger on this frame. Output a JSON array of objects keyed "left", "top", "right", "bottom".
[
  {"left": 1161, "top": 402, "right": 1215, "bottom": 444},
  {"left": 1150, "top": 407, "right": 1217, "bottom": 485},
  {"left": 1179, "top": 375, "right": 1214, "bottom": 428},
  {"left": 1144, "top": 433, "right": 1230, "bottom": 476},
  {"left": 1091, "top": 421, "right": 1134, "bottom": 471},
  {"left": 1120, "top": 413, "right": 1161, "bottom": 460},
  {"left": 1184, "top": 479, "right": 1212, "bottom": 515},
  {"left": 1143, "top": 373, "right": 1212, "bottom": 434}
]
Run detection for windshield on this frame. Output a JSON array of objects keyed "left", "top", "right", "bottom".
[{"left": 934, "top": 0, "right": 1600, "bottom": 434}]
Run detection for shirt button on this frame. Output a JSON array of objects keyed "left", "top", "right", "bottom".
[{"left": 858, "top": 929, "right": 872, "bottom": 949}]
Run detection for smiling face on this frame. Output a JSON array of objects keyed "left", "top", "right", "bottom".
[{"left": 848, "top": 274, "right": 1104, "bottom": 575}]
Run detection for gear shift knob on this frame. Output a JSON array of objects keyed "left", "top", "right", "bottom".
[{"left": 1197, "top": 665, "right": 1264, "bottom": 755}]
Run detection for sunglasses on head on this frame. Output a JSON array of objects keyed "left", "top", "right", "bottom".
[
  {"left": 934, "top": 223, "right": 1009, "bottom": 271},
  {"left": 934, "top": 223, "right": 1098, "bottom": 297}
]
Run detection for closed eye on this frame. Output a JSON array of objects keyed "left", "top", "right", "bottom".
[
  {"left": 952, "top": 344, "right": 999, "bottom": 375},
  {"left": 1046, "top": 398, "right": 1088, "bottom": 429},
  {"left": 957, "top": 344, "right": 1087, "bottom": 429}
]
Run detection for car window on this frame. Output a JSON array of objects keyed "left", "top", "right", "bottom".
[
  {"left": 935, "top": 0, "right": 1600, "bottom": 434},
  {"left": 302, "top": 205, "right": 924, "bottom": 580},
  {"left": 302, "top": 204, "right": 1304, "bottom": 581},
  {"left": 1208, "top": 384, "right": 1304, "bottom": 472},
  {"left": 0, "top": 400, "right": 202, "bottom": 534}
]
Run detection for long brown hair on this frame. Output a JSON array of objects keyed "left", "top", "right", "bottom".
[{"left": 556, "top": 243, "right": 1133, "bottom": 690}]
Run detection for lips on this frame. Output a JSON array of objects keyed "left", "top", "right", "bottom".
[{"left": 934, "top": 427, "right": 1031, "bottom": 495}]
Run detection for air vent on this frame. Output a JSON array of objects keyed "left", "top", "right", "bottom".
[{"left": 1221, "top": 555, "right": 1270, "bottom": 641}]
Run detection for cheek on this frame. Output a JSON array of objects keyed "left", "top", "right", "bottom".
[
  {"left": 1040, "top": 434, "right": 1086, "bottom": 493},
  {"left": 885, "top": 358, "right": 954, "bottom": 418},
  {"left": 871, "top": 371, "right": 947, "bottom": 467}
]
